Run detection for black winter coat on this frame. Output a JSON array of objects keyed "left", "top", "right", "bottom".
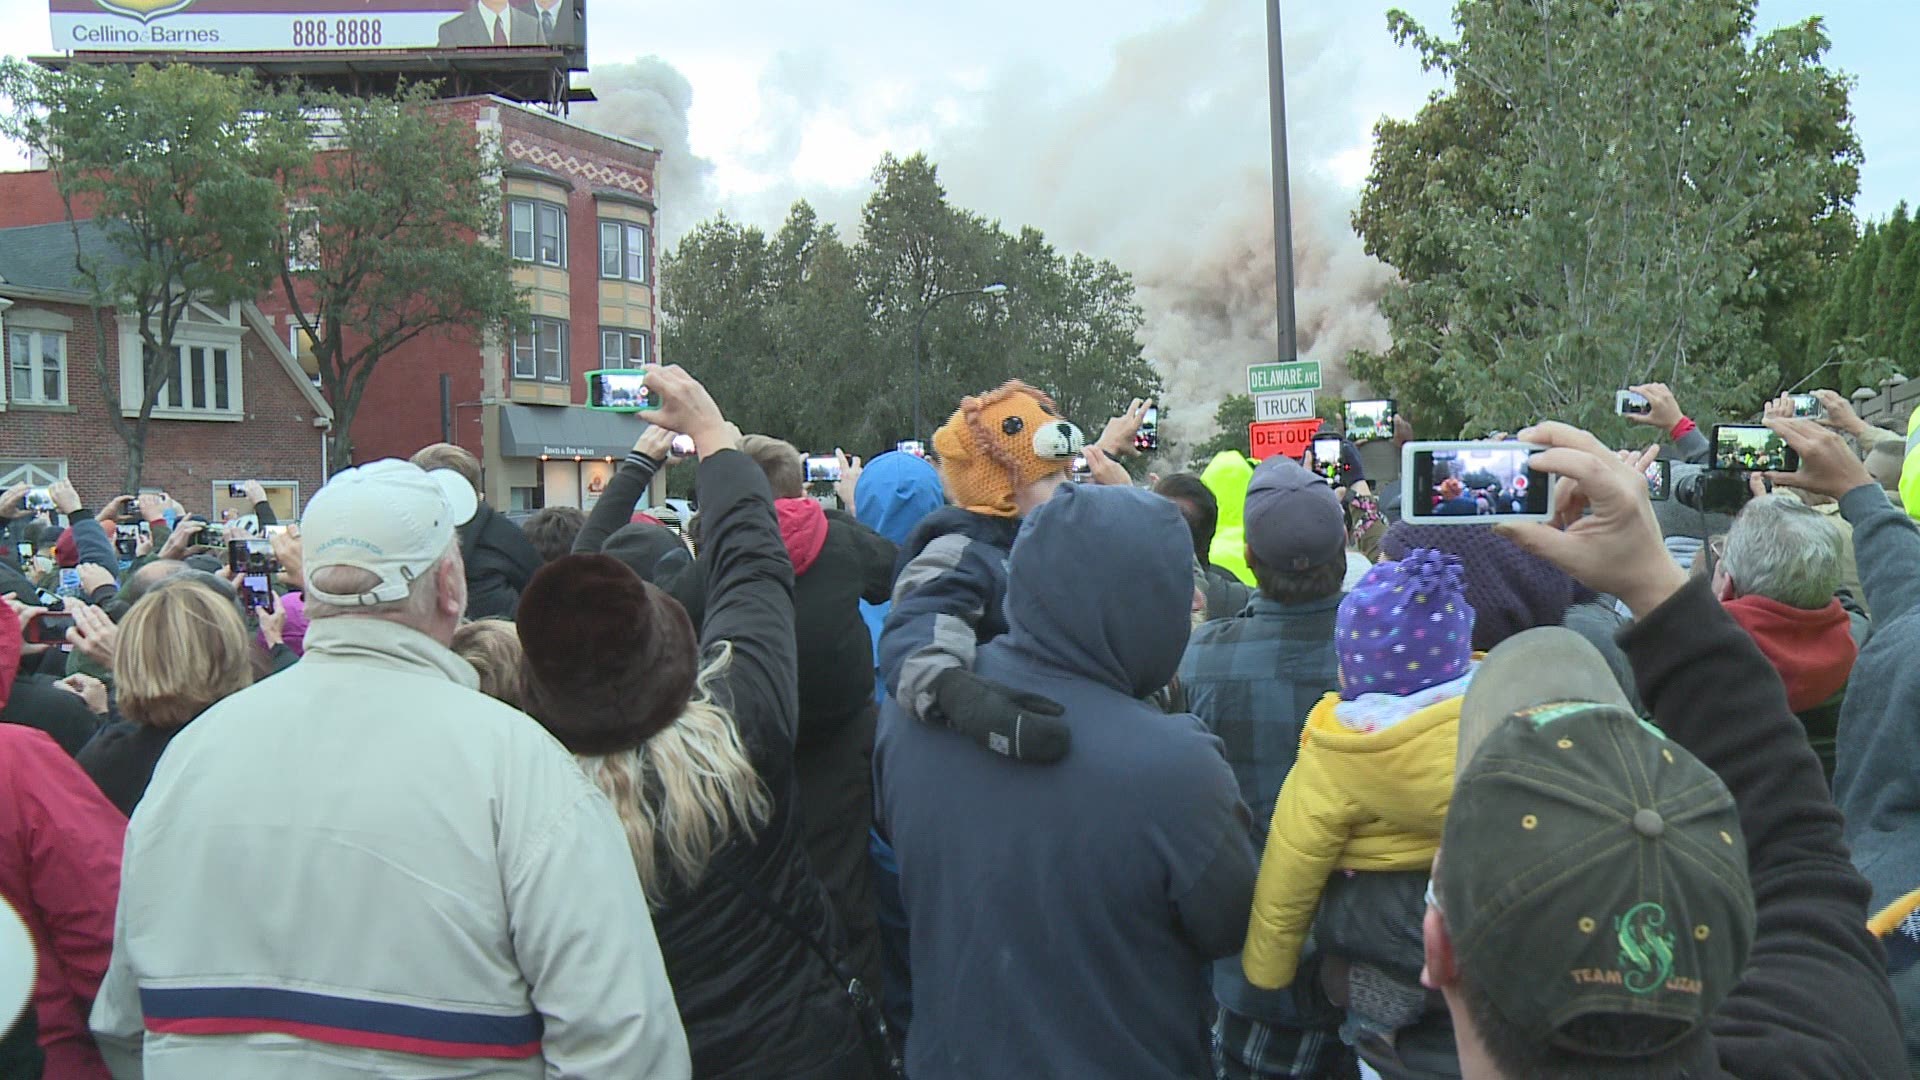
[
  {"left": 76, "top": 719, "right": 181, "bottom": 815},
  {"left": 793, "top": 510, "right": 894, "bottom": 750},
  {"left": 651, "top": 449, "right": 865, "bottom": 1079},
  {"left": 1, "top": 675, "right": 98, "bottom": 756},
  {"left": 460, "top": 502, "right": 541, "bottom": 620}
]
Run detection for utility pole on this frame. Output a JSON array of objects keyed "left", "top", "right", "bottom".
[{"left": 1266, "top": 0, "right": 1299, "bottom": 363}]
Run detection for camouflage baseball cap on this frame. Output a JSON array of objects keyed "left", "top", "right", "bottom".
[{"left": 1435, "top": 627, "right": 1756, "bottom": 1056}]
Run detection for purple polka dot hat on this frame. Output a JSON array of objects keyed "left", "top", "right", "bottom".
[{"left": 1337, "top": 547, "right": 1476, "bottom": 701}]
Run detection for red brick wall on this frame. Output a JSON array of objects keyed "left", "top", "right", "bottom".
[
  {"left": 0, "top": 172, "right": 80, "bottom": 230},
  {"left": 0, "top": 299, "right": 325, "bottom": 515},
  {"left": 344, "top": 322, "right": 489, "bottom": 466}
]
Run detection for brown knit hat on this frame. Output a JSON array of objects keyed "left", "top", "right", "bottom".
[
  {"left": 515, "top": 553, "right": 698, "bottom": 756},
  {"left": 931, "top": 381, "right": 1085, "bottom": 517}
]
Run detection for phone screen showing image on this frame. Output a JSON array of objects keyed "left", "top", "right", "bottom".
[
  {"left": 1133, "top": 406, "right": 1159, "bottom": 453},
  {"left": 1616, "top": 390, "right": 1652, "bottom": 416},
  {"left": 1406, "top": 443, "right": 1552, "bottom": 522},
  {"left": 805, "top": 456, "right": 842, "bottom": 483},
  {"left": 1789, "top": 394, "right": 1821, "bottom": 419},
  {"left": 585, "top": 370, "right": 657, "bottom": 412},
  {"left": 1309, "top": 437, "right": 1344, "bottom": 483},
  {"left": 1645, "top": 458, "right": 1671, "bottom": 500},
  {"left": 1711, "top": 425, "right": 1799, "bottom": 474},
  {"left": 1344, "top": 399, "right": 1396, "bottom": 443}
]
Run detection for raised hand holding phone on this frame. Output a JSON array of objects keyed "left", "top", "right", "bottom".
[
  {"left": 1623, "top": 383, "right": 1683, "bottom": 432},
  {"left": 631, "top": 423, "right": 676, "bottom": 465},
  {"left": 640, "top": 366, "right": 738, "bottom": 457},
  {"left": 1494, "top": 422, "right": 1687, "bottom": 618},
  {"left": 65, "top": 603, "right": 118, "bottom": 671},
  {"left": 48, "top": 479, "right": 81, "bottom": 516},
  {"left": 1760, "top": 417, "right": 1876, "bottom": 502},
  {"left": 835, "top": 451, "right": 863, "bottom": 508}
]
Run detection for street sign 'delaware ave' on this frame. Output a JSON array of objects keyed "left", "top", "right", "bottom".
[{"left": 1248, "top": 360, "right": 1321, "bottom": 395}]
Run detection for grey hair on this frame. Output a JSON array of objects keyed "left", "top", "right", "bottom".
[
  {"left": 305, "top": 540, "right": 457, "bottom": 624},
  {"left": 1721, "top": 494, "right": 1844, "bottom": 609}
]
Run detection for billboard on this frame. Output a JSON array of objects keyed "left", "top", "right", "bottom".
[{"left": 49, "top": 0, "right": 581, "bottom": 53}]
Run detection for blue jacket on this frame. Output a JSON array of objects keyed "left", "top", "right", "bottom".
[
  {"left": 1833, "top": 483, "right": 1920, "bottom": 910},
  {"left": 855, "top": 452, "right": 946, "bottom": 699},
  {"left": 875, "top": 484, "right": 1256, "bottom": 1079},
  {"left": 1178, "top": 592, "right": 1341, "bottom": 1023},
  {"left": 878, "top": 505, "right": 1021, "bottom": 721}
]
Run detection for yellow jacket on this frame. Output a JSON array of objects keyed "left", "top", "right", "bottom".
[{"left": 1241, "top": 690, "right": 1460, "bottom": 989}]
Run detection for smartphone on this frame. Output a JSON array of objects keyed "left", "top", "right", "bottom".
[
  {"left": 1645, "top": 458, "right": 1672, "bottom": 501},
  {"left": 584, "top": 369, "right": 657, "bottom": 412},
  {"left": 56, "top": 567, "right": 82, "bottom": 597},
  {"left": 1710, "top": 424, "right": 1799, "bottom": 474},
  {"left": 14, "top": 542, "right": 31, "bottom": 564},
  {"left": 1069, "top": 454, "right": 1092, "bottom": 481},
  {"left": 1344, "top": 399, "right": 1397, "bottom": 443},
  {"left": 115, "top": 523, "right": 140, "bottom": 559},
  {"left": 669, "top": 433, "right": 696, "bottom": 458},
  {"left": 198, "top": 521, "right": 225, "bottom": 547},
  {"left": 1615, "top": 390, "right": 1652, "bottom": 416},
  {"left": 1789, "top": 393, "right": 1822, "bottom": 419},
  {"left": 1133, "top": 406, "right": 1160, "bottom": 453},
  {"left": 1308, "top": 435, "right": 1344, "bottom": 484},
  {"left": 805, "top": 455, "right": 842, "bottom": 484},
  {"left": 228, "top": 483, "right": 248, "bottom": 498},
  {"left": 1401, "top": 441, "right": 1555, "bottom": 524},
  {"left": 896, "top": 440, "right": 927, "bottom": 459},
  {"left": 23, "top": 611, "right": 76, "bottom": 646},
  {"left": 23, "top": 488, "right": 54, "bottom": 512},
  {"left": 227, "top": 539, "right": 276, "bottom": 613}
]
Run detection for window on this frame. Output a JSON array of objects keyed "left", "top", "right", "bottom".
[
  {"left": 6, "top": 329, "right": 66, "bottom": 406},
  {"left": 147, "top": 342, "right": 239, "bottom": 415},
  {"left": 599, "top": 328, "right": 652, "bottom": 369},
  {"left": 513, "top": 317, "right": 569, "bottom": 383},
  {"left": 509, "top": 198, "right": 567, "bottom": 267},
  {"left": 598, "top": 220, "right": 650, "bottom": 283},
  {"left": 287, "top": 205, "right": 320, "bottom": 272}
]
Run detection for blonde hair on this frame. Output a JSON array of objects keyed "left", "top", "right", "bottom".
[
  {"left": 410, "top": 442, "right": 483, "bottom": 494},
  {"left": 577, "top": 642, "right": 772, "bottom": 905},
  {"left": 118, "top": 581, "right": 255, "bottom": 729},
  {"left": 452, "top": 618, "right": 523, "bottom": 708},
  {"left": 739, "top": 434, "right": 805, "bottom": 499}
]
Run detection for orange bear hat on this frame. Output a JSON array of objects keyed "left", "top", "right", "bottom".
[{"left": 932, "top": 381, "right": 1086, "bottom": 517}]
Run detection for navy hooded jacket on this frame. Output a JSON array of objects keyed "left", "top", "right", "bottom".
[{"left": 875, "top": 484, "right": 1257, "bottom": 1079}]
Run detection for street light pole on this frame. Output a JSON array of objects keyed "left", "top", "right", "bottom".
[
  {"left": 913, "top": 282, "right": 1010, "bottom": 442},
  {"left": 1266, "top": 0, "right": 1299, "bottom": 363}
]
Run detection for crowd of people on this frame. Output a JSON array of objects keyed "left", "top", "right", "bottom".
[{"left": 0, "top": 364, "right": 1917, "bottom": 1080}]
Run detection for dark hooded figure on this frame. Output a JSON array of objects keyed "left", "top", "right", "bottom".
[{"left": 875, "top": 483, "right": 1257, "bottom": 1078}]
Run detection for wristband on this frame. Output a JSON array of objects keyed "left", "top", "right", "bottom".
[{"left": 1669, "top": 417, "right": 1697, "bottom": 441}]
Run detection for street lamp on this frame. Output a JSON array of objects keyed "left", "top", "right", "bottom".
[{"left": 912, "top": 282, "right": 1010, "bottom": 443}]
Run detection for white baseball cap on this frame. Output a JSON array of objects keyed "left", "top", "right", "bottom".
[{"left": 302, "top": 459, "right": 478, "bottom": 606}]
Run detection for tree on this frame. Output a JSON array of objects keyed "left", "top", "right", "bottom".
[
  {"left": 1804, "top": 206, "right": 1918, "bottom": 390},
  {"left": 662, "top": 154, "right": 1161, "bottom": 457},
  {"left": 275, "top": 86, "right": 528, "bottom": 471},
  {"left": 1189, "top": 395, "right": 1255, "bottom": 464},
  {"left": 1349, "top": 2, "right": 1860, "bottom": 440},
  {"left": 1, "top": 62, "right": 306, "bottom": 488}
]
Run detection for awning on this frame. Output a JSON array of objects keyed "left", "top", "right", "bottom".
[{"left": 498, "top": 403, "right": 648, "bottom": 459}]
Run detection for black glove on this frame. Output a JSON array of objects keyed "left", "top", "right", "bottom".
[{"left": 928, "top": 668, "right": 1069, "bottom": 764}]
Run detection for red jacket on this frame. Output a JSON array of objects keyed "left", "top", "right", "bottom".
[
  {"left": 1721, "top": 594, "right": 1858, "bottom": 713},
  {"left": 0, "top": 724, "right": 125, "bottom": 1080}
]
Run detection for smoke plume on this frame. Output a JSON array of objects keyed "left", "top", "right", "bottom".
[{"left": 570, "top": 1, "right": 1409, "bottom": 459}]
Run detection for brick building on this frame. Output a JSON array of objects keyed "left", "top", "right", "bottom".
[
  {"left": 0, "top": 94, "right": 662, "bottom": 513},
  {"left": 0, "top": 220, "right": 331, "bottom": 517}
]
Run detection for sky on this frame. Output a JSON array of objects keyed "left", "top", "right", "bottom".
[{"left": 5, "top": 0, "right": 1915, "bottom": 446}]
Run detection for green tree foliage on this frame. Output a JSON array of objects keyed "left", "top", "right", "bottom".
[
  {"left": 1805, "top": 204, "right": 1919, "bottom": 390},
  {"left": 1189, "top": 394, "right": 1256, "bottom": 464},
  {"left": 273, "top": 85, "right": 528, "bottom": 471},
  {"left": 0, "top": 61, "right": 306, "bottom": 487},
  {"left": 662, "top": 154, "right": 1162, "bottom": 457},
  {"left": 1349, "top": 1, "right": 1860, "bottom": 441}
]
